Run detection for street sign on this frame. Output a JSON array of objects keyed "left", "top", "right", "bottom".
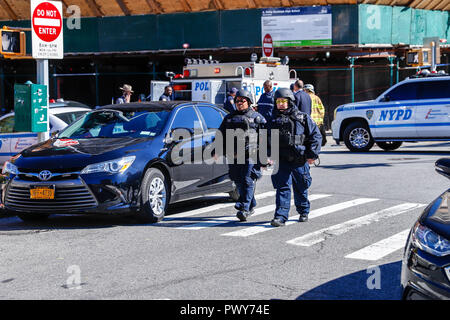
[
  {"left": 31, "top": 0, "right": 63, "bottom": 59},
  {"left": 263, "top": 34, "right": 273, "bottom": 57}
]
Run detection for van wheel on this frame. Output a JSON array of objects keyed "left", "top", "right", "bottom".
[
  {"left": 343, "top": 121, "right": 374, "bottom": 152},
  {"left": 136, "top": 168, "right": 169, "bottom": 223},
  {"left": 376, "top": 141, "right": 403, "bottom": 151}
]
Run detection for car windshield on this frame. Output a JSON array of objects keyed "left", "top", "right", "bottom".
[
  {"left": 58, "top": 109, "right": 170, "bottom": 139},
  {"left": 54, "top": 111, "right": 89, "bottom": 125}
]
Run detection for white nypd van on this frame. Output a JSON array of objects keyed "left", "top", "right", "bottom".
[{"left": 332, "top": 73, "right": 450, "bottom": 151}]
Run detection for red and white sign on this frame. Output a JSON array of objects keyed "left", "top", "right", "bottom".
[
  {"left": 263, "top": 34, "right": 273, "bottom": 57},
  {"left": 31, "top": 0, "right": 64, "bottom": 59}
]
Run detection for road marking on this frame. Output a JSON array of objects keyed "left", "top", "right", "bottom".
[
  {"left": 176, "top": 194, "right": 331, "bottom": 230},
  {"left": 222, "top": 198, "right": 378, "bottom": 237},
  {"left": 345, "top": 229, "right": 411, "bottom": 261},
  {"left": 165, "top": 191, "right": 276, "bottom": 220},
  {"left": 286, "top": 203, "right": 424, "bottom": 247}
]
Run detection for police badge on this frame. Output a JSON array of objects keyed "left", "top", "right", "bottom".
[{"left": 366, "top": 110, "right": 374, "bottom": 120}]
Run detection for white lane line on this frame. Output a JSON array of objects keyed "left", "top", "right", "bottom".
[
  {"left": 222, "top": 198, "right": 378, "bottom": 237},
  {"left": 165, "top": 191, "right": 276, "bottom": 220},
  {"left": 345, "top": 229, "right": 411, "bottom": 261},
  {"left": 286, "top": 203, "right": 424, "bottom": 247},
  {"left": 176, "top": 194, "right": 331, "bottom": 230}
]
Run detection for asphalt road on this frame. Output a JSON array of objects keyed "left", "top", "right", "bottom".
[{"left": 0, "top": 140, "right": 448, "bottom": 300}]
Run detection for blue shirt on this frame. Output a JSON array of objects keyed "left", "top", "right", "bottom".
[
  {"left": 223, "top": 95, "right": 235, "bottom": 113},
  {"left": 294, "top": 90, "right": 312, "bottom": 115},
  {"left": 159, "top": 94, "right": 172, "bottom": 101},
  {"left": 257, "top": 91, "right": 275, "bottom": 121}
]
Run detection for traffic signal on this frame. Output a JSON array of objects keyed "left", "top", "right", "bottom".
[
  {"left": 406, "top": 48, "right": 431, "bottom": 67},
  {"left": 0, "top": 28, "right": 26, "bottom": 57}
]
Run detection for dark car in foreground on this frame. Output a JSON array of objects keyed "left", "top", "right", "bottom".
[
  {"left": 1, "top": 102, "right": 237, "bottom": 223},
  {"left": 401, "top": 158, "right": 450, "bottom": 300}
]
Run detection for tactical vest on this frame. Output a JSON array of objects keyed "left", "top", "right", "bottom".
[
  {"left": 272, "top": 109, "right": 307, "bottom": 163},
  {"left": 224, "top": 109, "right": 261, "bottom": 159}
]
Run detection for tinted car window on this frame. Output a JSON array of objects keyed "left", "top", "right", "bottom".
[
  {"left": 54, "top": 111, "right": 89, "bottom": 125},
  {"left": 418, "top": 80, "right": 450, "bottom": 100},
  {"left": 0, "top": 116, "right": 14, "bottom": 133},
  {"left": 59, "top": 110, "right": 170, "bottom": 139},
  {"left": 384, "top": 83, "right": 418, "bottom": 101},
  {"left": 171, "top": 107, "right": 202, "bottom": 132},
  {"left": 197, "top": 106, "right": 223, "bottom": 130}
]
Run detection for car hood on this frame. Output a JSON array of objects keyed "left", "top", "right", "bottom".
[
  {"left": 336, "top": 100, "right": 377, "bottom": 111},
  {"left": 420, "top": 189, "right": 450, "bottom": 240},
  {"left": 14, "top": 137, "right": 154, "bottom": 170}
]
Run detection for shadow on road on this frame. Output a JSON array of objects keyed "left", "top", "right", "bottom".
[
  {"left": 296, "top": 261, "right": 403, "bottom": 300},
  {"left": 0, "top": 195, "right": 235, "bottom": 231}
]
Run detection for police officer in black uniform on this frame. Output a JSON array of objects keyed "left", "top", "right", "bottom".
[
  {"left": 218, "top": 89, "right": 266, "bottom": 221},
  {"left": 269, "top": 88, "right": 322, "bottom": 227}
]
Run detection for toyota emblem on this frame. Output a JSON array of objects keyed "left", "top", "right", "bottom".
[{"left": 38, "top": 170, "right": 52, "bottom": 181}]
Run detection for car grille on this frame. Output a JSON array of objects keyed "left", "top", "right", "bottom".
[{"left": 5, "top": 181, "right": 98, "bottom": 212}]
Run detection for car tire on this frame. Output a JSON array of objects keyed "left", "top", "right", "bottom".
[
  {"left": 136, "top": 168, "right": 169, "bottom": 224},
  {"left": 17, "top": 213, "right": 49, "bottom": 222},
  {"left": 343, "top": 121, "right": 374, "bottom": 152},
  {"left": 228, "top": 185, "right": 240, "bottom": 201},
  {"left": 376, "top": 141, "right": 403, "bottom": 151}
]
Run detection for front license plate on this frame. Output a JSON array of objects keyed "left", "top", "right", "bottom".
[{"left": 30, "top": 186, "right": 55, "bottom": 199}]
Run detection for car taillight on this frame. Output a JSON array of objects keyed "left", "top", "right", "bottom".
[
  {"left": 183, "top": 69, "right": 190, "bottom": 77},
  {"left": 214, "top": 68, "right": 220, "bottom": 74}
]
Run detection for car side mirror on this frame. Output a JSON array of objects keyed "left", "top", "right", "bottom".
[
  {"left": 51, "top": 130, "right": 60, "bottom": 138},
  {"left": 381, "top": 95, "right": 391, "bottom": 102},
  {"left": 164, "top": 127, "right": 194, "bottom": 144},
  {"left": 435, "top": 158, "right": 450, "bottom": 180}
]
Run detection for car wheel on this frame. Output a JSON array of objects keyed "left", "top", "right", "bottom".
[
  {"left": 17, "top": 213, "right": 49, "bottom": 222},
  {"left": 376, "top": 141, "right": 403, "bottom": 151},
  {"left": 343, "top": 121, "right": 374, "bottom": 152},
  {"left": 228, "top": 185, "right": 240, "bottom": 201},
  {"left": 136, "top": 168, "right": 169, "bottom": 223}
]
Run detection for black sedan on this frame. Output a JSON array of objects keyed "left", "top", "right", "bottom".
[
  {"left": 1, "top": 102, "right": 238, "bottom": 223},
  {"left": 401, "top": 158, "right": 450, "bottom": 300}
]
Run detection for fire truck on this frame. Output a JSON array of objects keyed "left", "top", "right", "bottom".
[{"left": 149, "top": 55, "right": 298, "bottom": 105}]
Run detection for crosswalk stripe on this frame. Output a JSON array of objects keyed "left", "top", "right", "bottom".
[
  {"left": 165, "top": 191, "right": 276, "bottom": 220},
  {"left": 176, "top": 194, "right": 331, "bottom": 230},
  {"left": 344, "top": 229, "right": 411, "bottom": 261},
  {"left": 286, "top": 203, "right": 424, "bottom": 247},
  {"left": 222, "top": 198, "right": 378, "bottom": 237}
]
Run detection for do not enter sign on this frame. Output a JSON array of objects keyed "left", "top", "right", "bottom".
[
  {"left": 263, "top": 34, "right": 273, "bottom": 57},
  {"left": 33, "top": 2, "right": 62, "bottom": 42},
  {"left": 31, "top": 0, "right": 64, "bottom": 59}
]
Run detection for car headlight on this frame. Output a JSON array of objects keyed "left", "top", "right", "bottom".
[
  {"left": 80, "top": 156, "right": 136, "bottom": 174},
  {"left": 2, "top": 161, "right": 18, "bottom": 175},
  {"left": 412, "top": 222, "right": 450, "bottom": 257}
]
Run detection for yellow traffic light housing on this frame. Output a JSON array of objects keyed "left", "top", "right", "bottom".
[
  {"left": 1, "top": 27, "right": 26, "bottom": 58},
  {"left": 406, "top": 48, "right": 431, "bottom": 67}
]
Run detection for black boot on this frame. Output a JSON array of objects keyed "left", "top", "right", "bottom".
[
  {"left": 270, "top": 218, "right": 285, "bottom": 227},
  {"left": 299, "top": 214, "right": 309, "bottom": 222}
]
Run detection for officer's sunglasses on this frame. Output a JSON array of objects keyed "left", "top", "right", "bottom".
[
  {"left": 235, "top": 97, "right": 248, "bottom": 104},
  {"left": 276, "top": 98, "right": 288, "bottom": 105}
]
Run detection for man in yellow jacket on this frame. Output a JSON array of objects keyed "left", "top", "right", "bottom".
[{"left": 304, "top": 84, "right": 327, "bottom": 146}]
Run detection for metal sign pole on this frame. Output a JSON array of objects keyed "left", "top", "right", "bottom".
[{"left": 36, "top": 59, "right": 49, "bottom": 142}]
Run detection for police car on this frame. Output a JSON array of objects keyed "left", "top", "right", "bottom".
[
  {"left": 332, "top": 72, "right": 450, "bottom": 151},
  {"left": 0, "top": 101, "right": 91, "bottom": 164}
]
